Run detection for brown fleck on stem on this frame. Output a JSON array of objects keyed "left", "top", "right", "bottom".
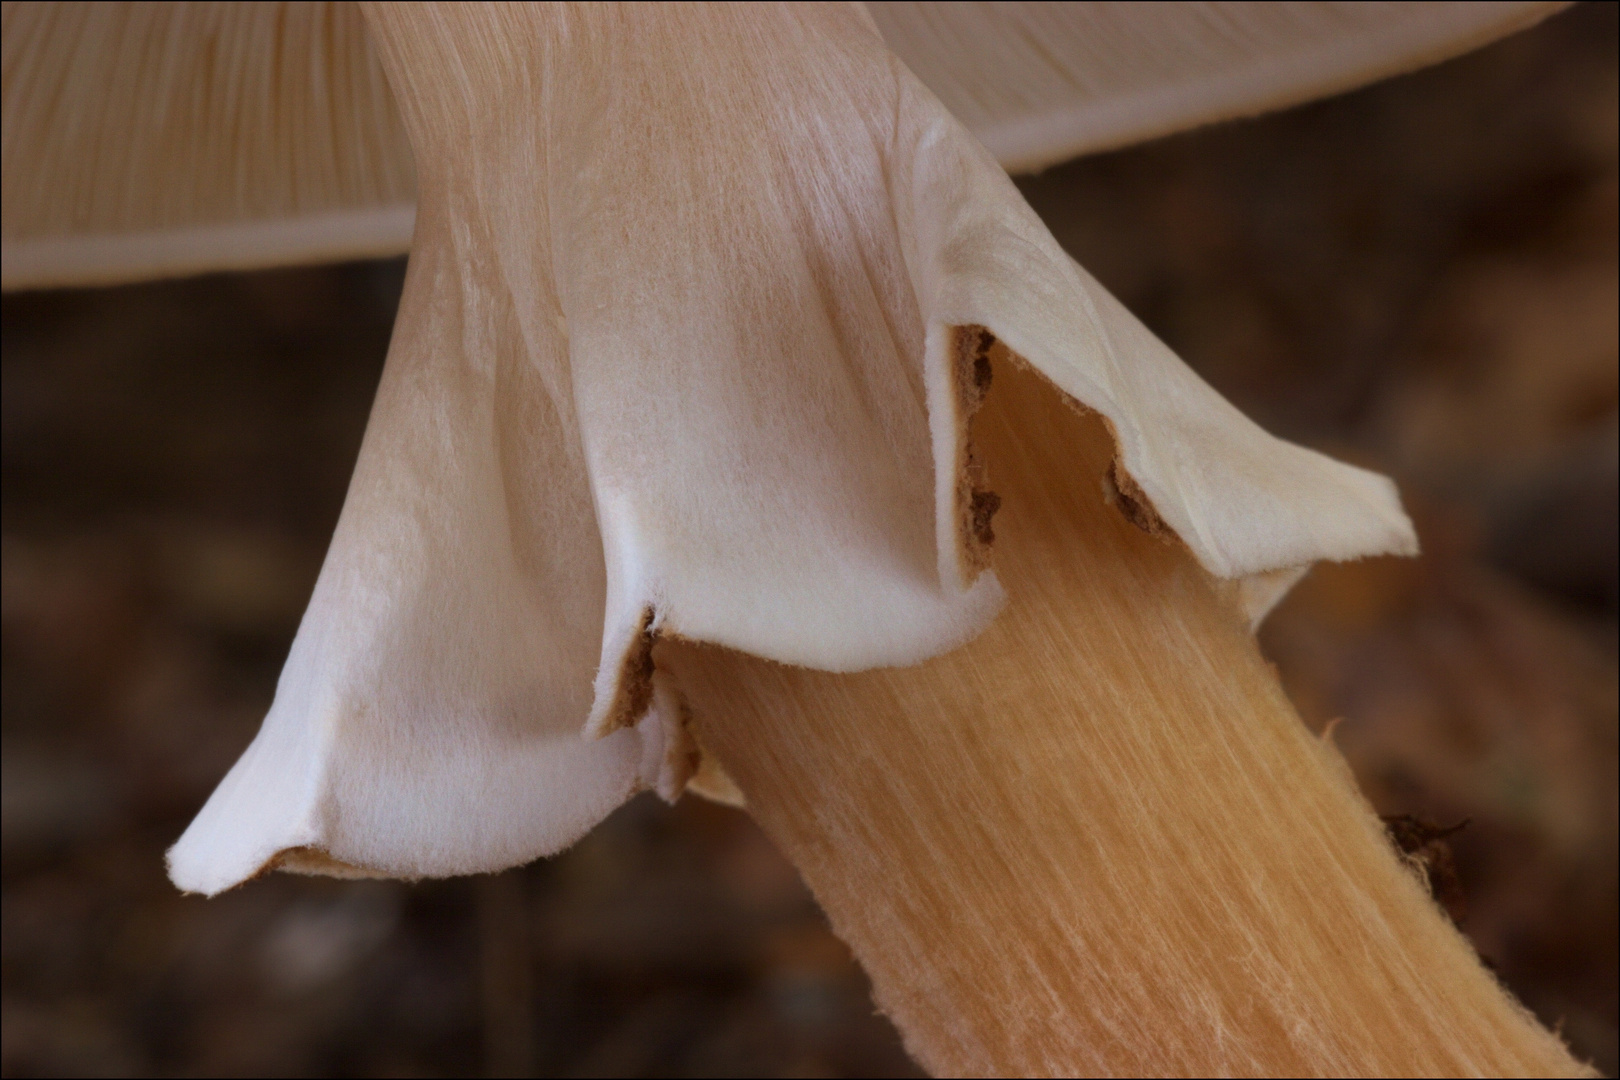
[
  {"left": 950, "top": 324, "right": 1003, "bottom": 580},
  {"left": 661, "top": 360, "right": 1587, "bottom": 1077}
]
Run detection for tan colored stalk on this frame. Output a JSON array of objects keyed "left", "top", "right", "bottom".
[{"left": 661, "top": 356, "right": 1587, "bottom": 1077}]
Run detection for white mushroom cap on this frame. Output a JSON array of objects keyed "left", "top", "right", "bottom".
[
  {"left": 870, "top": 2, "right": 1568, "bottom": 173},
  {"left": 3, "top": 2, "right": 1562, "bottom": 288},
  {"left": 2, "top": 1, "right": 416, "bottom": 288},
  {"left": 0, "top": 3, "right": 1561, "bottom": 893}
]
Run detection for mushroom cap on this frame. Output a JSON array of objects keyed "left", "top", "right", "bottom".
[
  {"left": 2, "top": 1, "right": 416, "bottom": 289},
  {"left": 2, "top": 1, "right": 1565, "bottom": 289},
  {"left": 870, "top": 1, "right": 1569, "bottom": 173}
]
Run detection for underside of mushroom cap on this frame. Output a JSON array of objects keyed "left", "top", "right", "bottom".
[
  {"left": 3, "top": 2, "right": 1564, "bottom": 290},
  {"left": 868, "top": 1, "right": 1568, "bottom": 174},
  {"left": 162, "top": 3, "right": 1432, "bottom": 894},
  {"left": 0, "top": 1, "right": 417, "bottom": 290}
]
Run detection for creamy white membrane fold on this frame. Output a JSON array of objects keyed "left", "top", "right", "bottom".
[
  {"left": 163, "top": 3, "right": 1426, "bottom": 893},
  {"left": 3, "top": 3, "right": 1561, "bottom": 289},
  {"left": 166, "top": 194, "right": 658, "bottom": 893}
]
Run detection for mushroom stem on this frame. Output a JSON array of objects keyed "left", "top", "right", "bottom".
[{"left": 660, "top": 359, "right": 1587, "bottom": 1077}]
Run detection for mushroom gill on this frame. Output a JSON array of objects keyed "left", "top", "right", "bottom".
[{"left": 3, "top": 2, "right": 1565, "bottom": 286}]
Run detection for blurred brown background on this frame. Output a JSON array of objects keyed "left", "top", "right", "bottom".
[{"left": 3, "top": 5, "right": 1615, "bottom": 1076}]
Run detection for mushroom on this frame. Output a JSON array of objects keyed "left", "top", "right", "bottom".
[{"left": 1, "top": 3, "right": 1590, "bottom": 1075}]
